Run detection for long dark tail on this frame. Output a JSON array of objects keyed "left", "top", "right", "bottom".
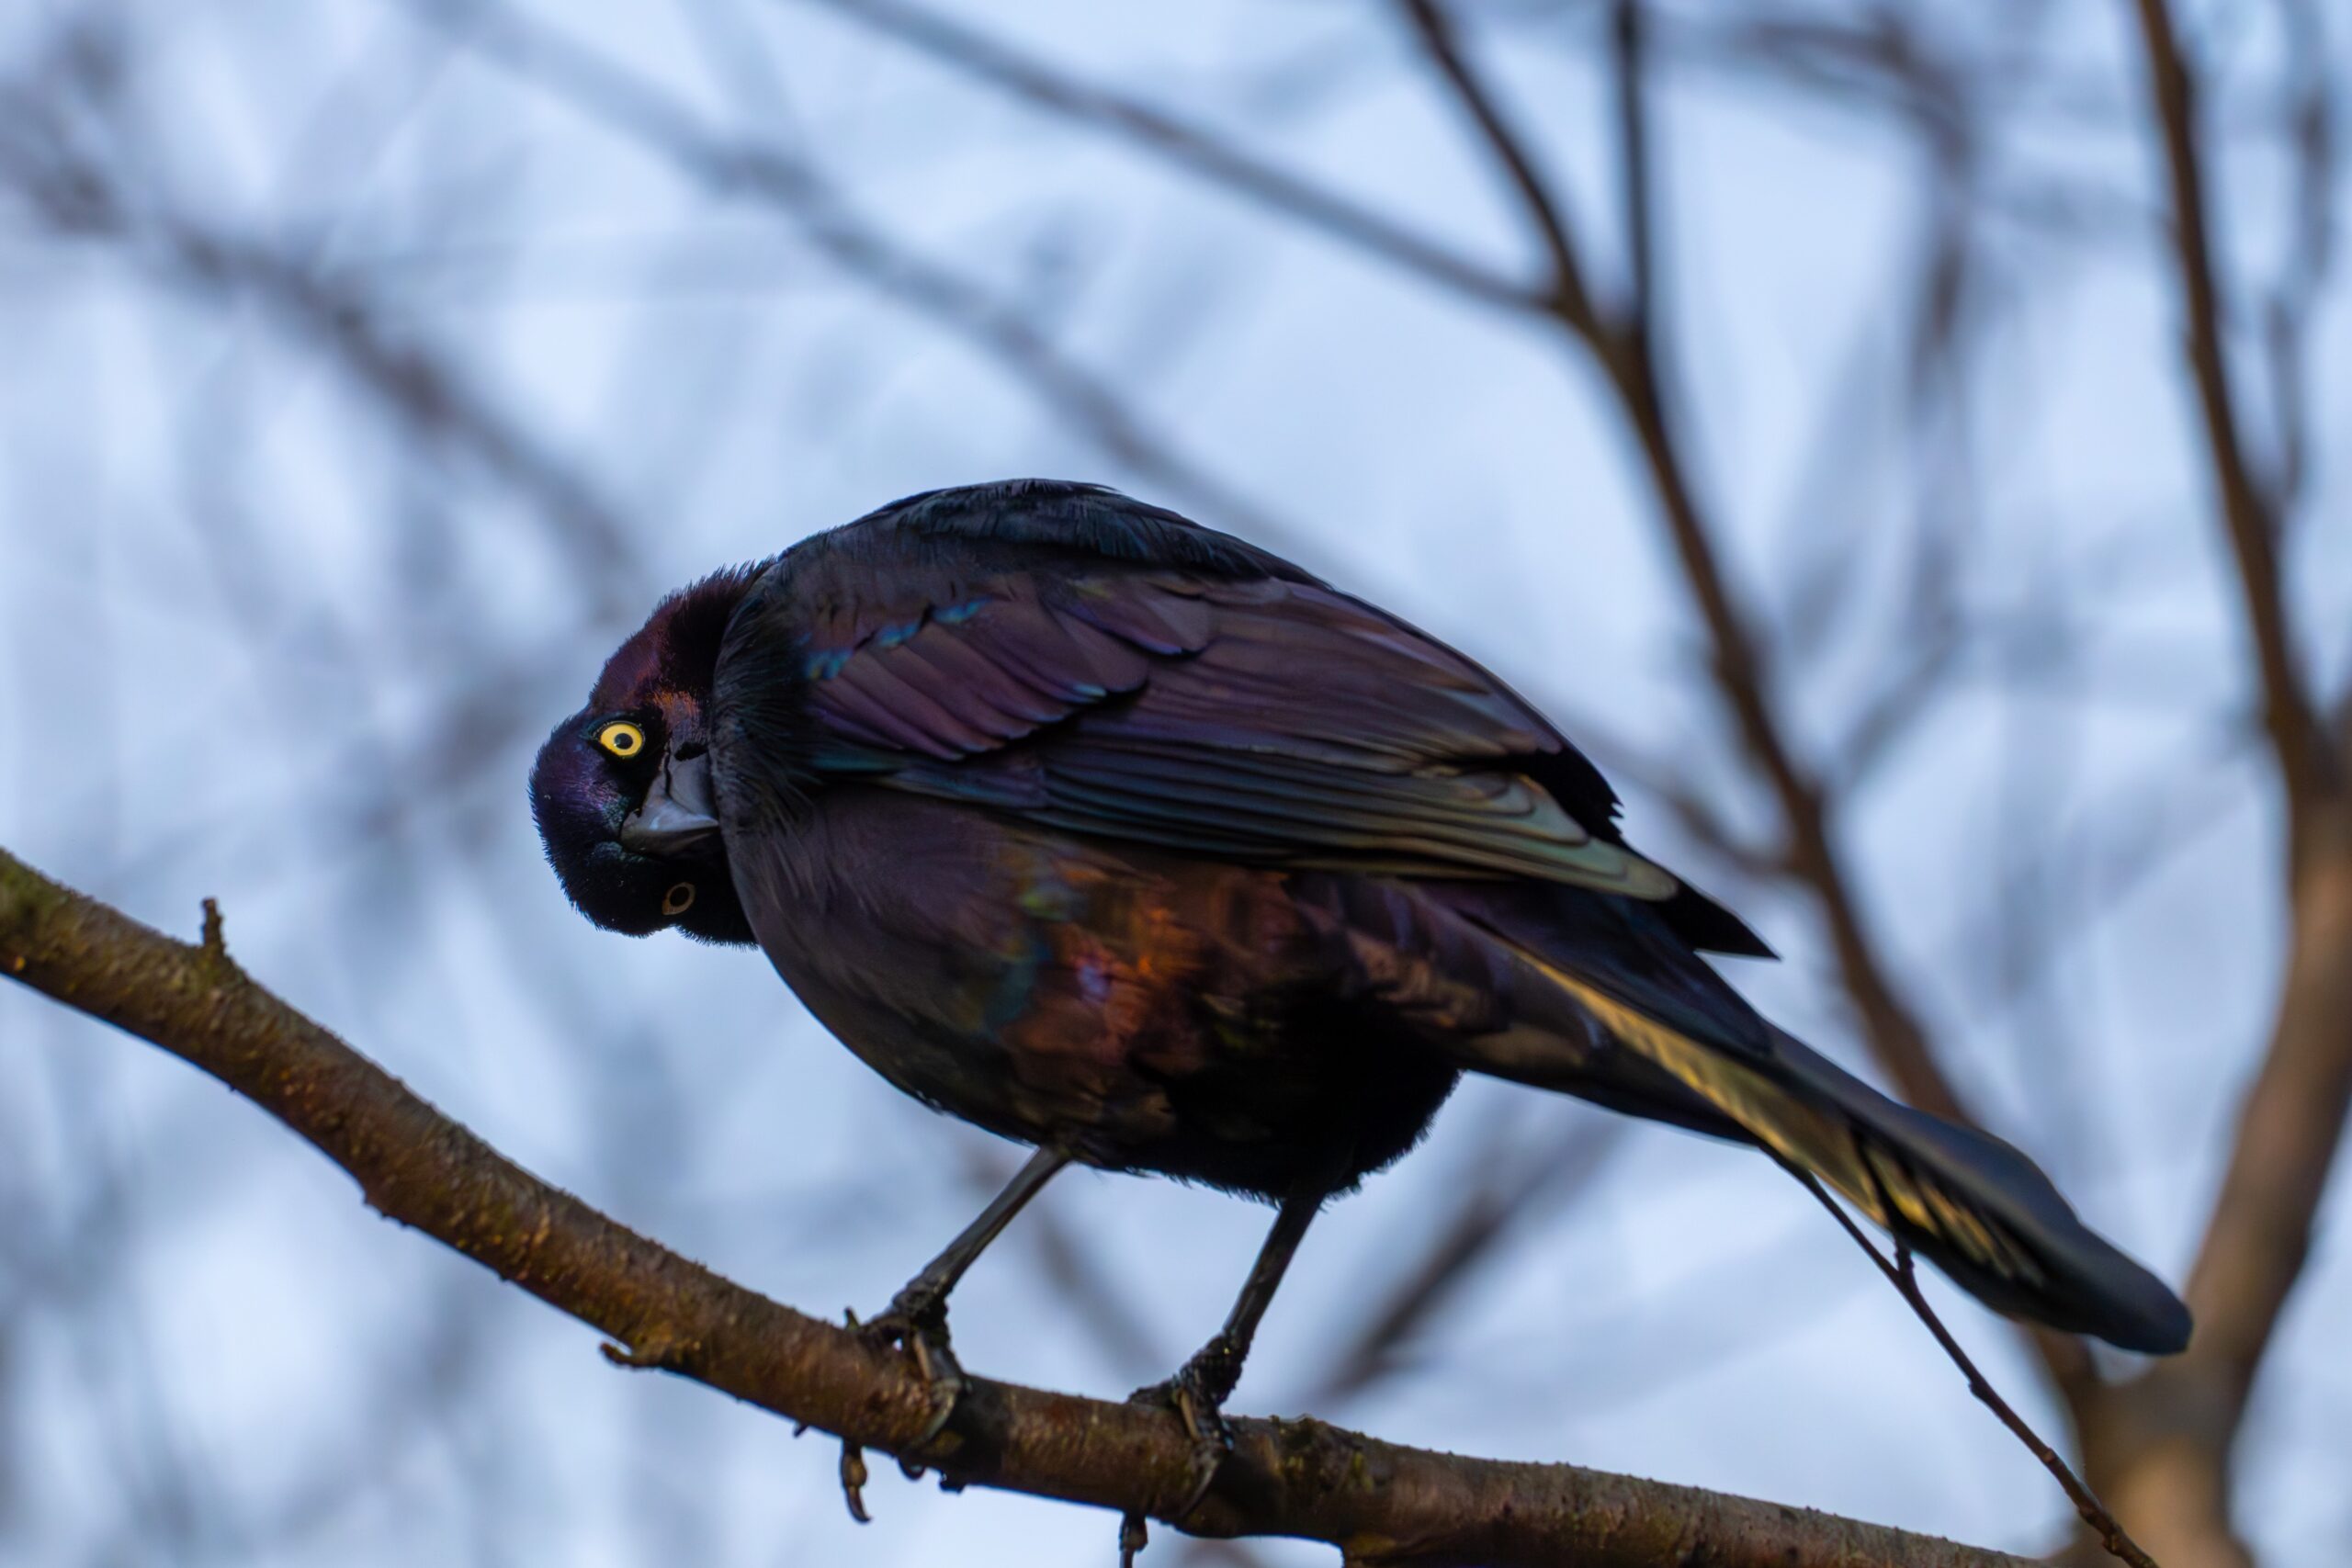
[{"left": 1457, "top": 909, "right": 2191, "bottom": 1355}]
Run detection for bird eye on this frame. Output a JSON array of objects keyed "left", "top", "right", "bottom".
[
  {"left": 597, "top": 721, "right": 646, "bottom": 759},
  {"left": 662, "top": 882, "right": 696, "bottom": 917}
]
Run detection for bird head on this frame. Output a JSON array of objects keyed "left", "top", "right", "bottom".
[{"left": 531, "top": 568, "right": 763, "bottom": 943}]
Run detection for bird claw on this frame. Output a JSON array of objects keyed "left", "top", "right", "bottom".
[
  {"left": 1117, "top": 1509, "right": 1150, "bottom": 1567},
  {"left": 830, "top": 1284, "right": 967, "bottom": 1520},
  {"left": 1128, "top": 1337, "right": 1240, "bottom": 1521},
  {"left": 838, "top": 1439, "right": 872, "bottom": 1524},
  {"left": 848, "top": 1290, "right": 966, "bottom": 1449}
]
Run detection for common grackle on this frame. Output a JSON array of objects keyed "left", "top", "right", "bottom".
[{"left": 531, "top": 479, "right": 2189, "bottom": 1505}]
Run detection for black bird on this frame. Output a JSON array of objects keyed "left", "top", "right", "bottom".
[{"left": 531, "top": 479, "right": 2188, "bottom": 1496}]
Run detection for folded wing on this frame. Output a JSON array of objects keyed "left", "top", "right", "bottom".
[{"left": 756, "top": 558, "right": 1684, "bottom": 900}]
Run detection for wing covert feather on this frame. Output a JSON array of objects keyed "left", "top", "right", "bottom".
[{"left": 755, "top": 553, "right": 1679, "bottom": 898}]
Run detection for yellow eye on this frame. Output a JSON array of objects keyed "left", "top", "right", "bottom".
[
  {"left": 662, "top": 882, "right": 696, "bottom": 917},
  {"left": 596, "top": 721, "right": 646, "bottom": 759}
]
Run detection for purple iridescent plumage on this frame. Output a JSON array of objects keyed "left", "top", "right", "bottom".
[{"left": 530, "top": 479, "right": 2190, "bottom": 1366}]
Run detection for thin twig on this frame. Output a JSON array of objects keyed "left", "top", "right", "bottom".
[
  {"left": 1396, "top": 0, "right": 1601, "bottom": 330},
  {"left": 1770, "top": 1154, "right": 2157, "bottom": 1568}
]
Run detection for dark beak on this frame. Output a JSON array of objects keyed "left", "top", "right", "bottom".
[{"left": 619, "top": 748, "right": 721, "bottom": 856}]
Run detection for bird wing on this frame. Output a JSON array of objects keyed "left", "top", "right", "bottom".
[{"left": 724, "top": 547, "right": 1683, "bottom": 899}]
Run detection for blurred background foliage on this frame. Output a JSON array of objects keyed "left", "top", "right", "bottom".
[{"left": 1, "top": 1, "right": 2346, "bottom": 1564}]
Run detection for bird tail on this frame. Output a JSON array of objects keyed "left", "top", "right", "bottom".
[{"left": 1479, "top": 931, "right": 2191, "bottom": 1355}]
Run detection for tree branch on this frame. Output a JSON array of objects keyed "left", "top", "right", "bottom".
[
  {"left": 2125, "top": 0, "right": 2335, "bottom": 837},
  {"left": 0, "top": 843, "right": 2043, "bottom": 1568},
  {"left": 1395, "top": 0, "right": 1600, "bottom": 331}
]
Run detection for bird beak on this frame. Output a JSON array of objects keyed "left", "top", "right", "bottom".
[{"left": 619, "top": 747, "right": 721, "bottom": 855}]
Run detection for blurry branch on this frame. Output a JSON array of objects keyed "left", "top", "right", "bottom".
[
  {"left": 795, "top": 0, "right": 1537, "bottom": 311},
  {"left": 1309, "top": 1121, "right": 1623, "bottom": 1406},
  {"left": 406, "top": 0, "right": 1290, "bottom": 546},
  {"left": 1172, "top": 1542, "right": 1277, "bottom": 1568},
  {"left": 1951, "top": 757, "right": 2249, "bottom": 1017},
  {"left": 2259, "top": 0, "right": 2335, "bottom": 525},
  {"left": 242, "top": 1278, "right": 497, "bottom": 1552},
  {"left": 0, "top": 845, "right": 2040, "bottom": 1568},
  {"left": 1674, "top": 10, "right": 2145, "bottom": 248},
  {"left": 1825, "top": 612, "right": 1967, "bottom": 795},
  {"left": 1391, "top": 0, "right": 1977, "bottom": 1133},
  {"left": 1672, "top": 7, "right": 1972, "bottom": 128},
  {"left": 2100, "top": 5, "right": 2352, "bottom": 1561},
  {"left": 1396, "top": 0, "right": 1597, "bottom": 330},
  {"left": 1, "top": 47, "right": 625, "bottom": 907},
  {"left": 1610, "top": 0, "right": 1655, "bottom": 348},
  {"left": 954, "top": 1137, "right": 1166, "bottom": 1374},
  {"left": 0, "top": 62, "right": 646, "bottom": 625},
  {"left": 1433, "top": 0, "right": 2114, "bottom": 1424},
  {"left": 2127, "top": 0, "right": 2336, "bottom": 830}
]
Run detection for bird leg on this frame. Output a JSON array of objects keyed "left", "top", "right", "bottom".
[
  {"left": 1129, "top": 1179, "right": 1326, "bottom": 1520},
  {"left": 852, "top": 1143, "right": 1069, "bottom": 1449}
]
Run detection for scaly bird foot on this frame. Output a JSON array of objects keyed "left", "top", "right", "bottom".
[
  {"left": 847, "top": 1285, "right": 966, "bottom": 1450},
  {"left": 1127, "top": 1334, "right": 1243, "bottom": 1522}
]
